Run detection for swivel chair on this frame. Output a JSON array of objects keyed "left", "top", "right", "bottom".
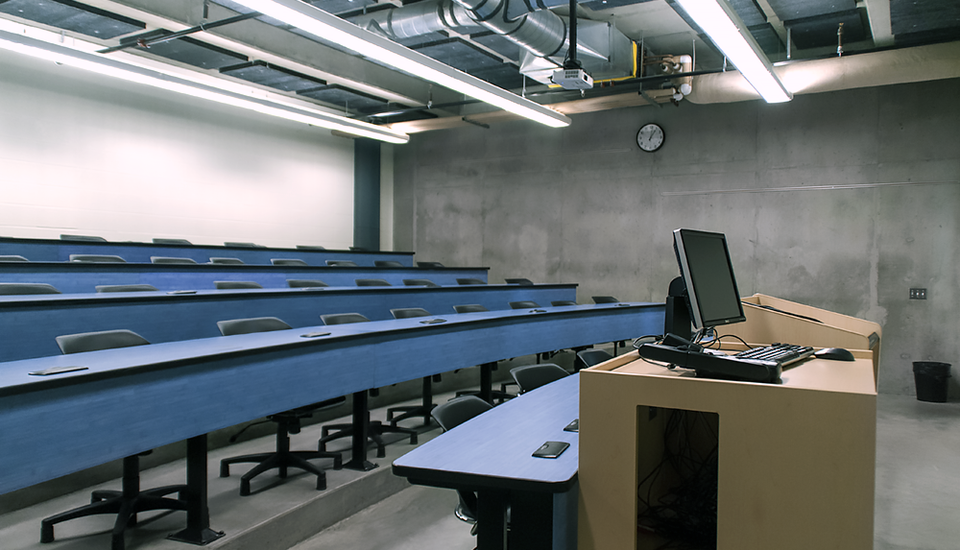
[
  {"left": 355, "top": 278, "right": 391, "bottom": 286},
  {"left": 374, "top": 260, "right": 405, "bottom": 268},
  {"left": 456, "top": 278, "right": 485, "bottom": 285},
  {"left": 504, "top": 278, "right": 534, "bottom": 285},
  {"left": 96, "top": 284, "right": 159, "bottom": 293},
  {"left": 209, "top": 257, "right": 244, "bottom": 265},
  {"left": 592, "top": 296, "right": 627, "bottom": 352},
  {"left": 152, "top": 238, "right": 192, "bottom": 245},
  {"left": 40, "top": 330, "right": 188, "bottom": 550},
  {"left": 509, "top": 363, "right": 569, "bottom": 394},
  {"left": 452, "top": 304, "right": 512, "bottom": 404},
  {"left": 296, "top": 245, "right": 325, "bottom": 250},
  {"left": 417, "top": 261, "right": 444, "bottom": 268},
  {"left": 509, "top": 301, "right": 541, "bottom": 310},
  {"left": 69, "top": 254, "right": 126, "bottom": 263},
  {"left": 326, "top": 260, "right": 357, "bottom": 267},
  {"left": 386, "top": 308, "right": 446, "bottom": 426},
  {"left": 216, "top": 317, "right": 343, "bottom": 495},
  {"left": 551, "top": 300, "right": 577, "bottom": 306},
  {"left": 317, "top": 313, "right": 418, "bottom": 463},
  {"left": 271, "top": 258, "right": 308, "bottom": 266},
  {"left": 403, "top": 278, "right": 440, "bottom": 288},
  {"left": 60, "top": 234, "right": 106, "bottom": 242},
  {"left": 575, "top": 349, "right": 614, "bottom": 371},
  {"left": 287, "top": 279, "right": 328, "bottom": 288},
  {"left": 430, "top": 395, "right": 494, "bottom": 529},
  {"left": 0, "top": 282, "right": 60, "bottom": 295},
  {"left": 0, "top": 254, "right": 28, "bottom": 262},
  {"left": 214, "top": 281, "right": 262, "bottom": 290},
  {"left": 224, "top": 242, "right": 261, "bottom": 248},
  {"left": 150, "top": 256, "right": 197, "bottom": 264}
]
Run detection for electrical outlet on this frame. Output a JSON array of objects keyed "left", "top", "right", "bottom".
[{"left": 910, "top": 288, "right": 927, "bottom": 300}]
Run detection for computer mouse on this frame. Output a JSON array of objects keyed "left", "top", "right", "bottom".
[{"left": 814, "top": 347, "right": 856, "bottom": 362}]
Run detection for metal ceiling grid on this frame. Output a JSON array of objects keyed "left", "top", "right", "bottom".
[
  {"left": 581, "top": 0, "right": 656, "bottom": 11},
  {"left": 411, "top": 37, "right": 506, "bottom": 74},
  {"left": 220, "top": 60, "right": 328, "bottom": 92},
  {"left": 767, "top": 0, "right": 858, "bottom": 22},
  {"left": 471, "top": 31, "right": 522, "bottom": 61},
  {"left": 787, "top": 9, "right": 867, "bottom": 50},
  {"left": 0, "top": 0, "right": 144, "bottom": 39},
  {"left": 891, "top": 0, "right": 960, "bottom": 44},
  {"left": 298, "top": 84, "right": 391, "bottom": 113},
  {"left": 142, "top": 35, "right": 248, "bottom": 70}
]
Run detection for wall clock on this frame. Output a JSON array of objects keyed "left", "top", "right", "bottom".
[{"left": 636, "top": 123, "right": 664, "bottom": 152}]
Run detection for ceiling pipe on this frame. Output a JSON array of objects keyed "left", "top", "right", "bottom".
[{"left": 685, "top": 41, "right": 960, "bottom": 104}]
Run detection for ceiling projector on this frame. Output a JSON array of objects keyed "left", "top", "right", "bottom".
[{"left": 551, "top": 68, "right": 594, "bottom": 90}]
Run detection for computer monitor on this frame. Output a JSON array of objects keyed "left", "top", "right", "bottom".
[{"left": 672, "top": 228, "right": 746, "bottom": 332}]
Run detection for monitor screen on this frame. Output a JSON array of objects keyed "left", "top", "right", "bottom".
[{"left": 672, "top": 228, "right": 745, "bottom": 331}]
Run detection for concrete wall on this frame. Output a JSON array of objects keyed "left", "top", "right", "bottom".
[
  {"left": 0, "top": 47, "right": 355, "bottom": 249},
  {"left": 392, "top": 78, "right": 960, "bottom": 396}
]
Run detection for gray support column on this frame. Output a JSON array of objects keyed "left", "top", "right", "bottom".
[{"left": 354, "top": 138, "right": 381, "bottom": 251}]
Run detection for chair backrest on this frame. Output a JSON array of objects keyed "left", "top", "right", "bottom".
[
  {"left": 96, "top": 284, "right": 159, "bottom": 293},
  {"left": 453, "top": 304, "right": 488, "bottom": 313},
  {"left": 217, "top": 316, "right": 292, "bottom": 336},
  {"left": 153, "top": 238, "right": 192, "bottom": 245},
  {"left": 69, "top": 254, "right": 126, "bottom": 263},
  {"left": 504, "top": 278, "right": 534, "bottom": 285},
  {"left": 225, "top": 242, "right": 261, "bottom": 248},
  {"left": 214, "top": 281, "right": 263, "bottom": 290},
  {"left": 509, "top": 301, "right": 540, "bottom": 309},
  {"left": 60, "top": 234, "right": 106, "bottom": 242},
  {"left": 209, "top": 257, "right": 244, "bottom": 265},
  {"left": 287, "top": 279, "right": 328, "bottom": 288},
  {"left": 417, "top": 261, "right": 444, "bottom": 268},
  {"left": 403, "top": 279, "right": 440, "bottom": 288},
  {"left": 320, "top": 312, "right": 370, "bottom": 326},
  {"left": 592, "top": 295, "right": 620, "bottom": 304},
  {"left": 271, "top": 258, "right": 308, "bottom": 266},
  {"left": 356, "top": 278, "right": 391, "bottom": 287},
  {"left": 510, "top": 363, "right": 569, "bottom": 394},
  {"left": 296, "top": 244, "right": 325, "bottom": 250},
  {"left": 374, "top": 260, "right": 405, "bottom": 268},
  {"left": 390, "top": 307, "right": 431, "bottom": 319},
  {"left": 326, "top": 260, "right": 358, "bottom": 267},
  {"left": 575, "top": 349, "right": 614, "bottom": 371},
  {"left": 551, "top": 300, "right": 578, "bottom": 306},
  {"left": 0, "top": 282, "right": 61, "bottom": 295},
  {"left": 151, "top": 256, "right": 197, "bottom": 264},
  {"left": 456, "top": 278, "right": 485, "bottom": 285},
  {"left": 431, "top": 395, "right": 492, "bottom": 432},
  {"left": 56, "top": 329, "right": 149, "bottom": 354},
  {"left": 0, "top": 255, "right": 28, "bottom": 262}
]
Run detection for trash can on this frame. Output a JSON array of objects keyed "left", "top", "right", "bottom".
[{"left": 913, "top": 362, "right": 951, "bottom": 402}]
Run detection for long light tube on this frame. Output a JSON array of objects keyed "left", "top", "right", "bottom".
[
  {"left": 233, "top": 0, "right": 572, "bottom": 128},
  {"left": 675, "top": 0, "right": 792, "bottom": 103},
  {"left": 0, "top": 27, "right": 410, "bottom": 144}
]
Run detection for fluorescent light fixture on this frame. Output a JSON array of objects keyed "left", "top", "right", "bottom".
[
  {"left": 232, "top": 0, "right": 572, "bottom": 128},
  {"left": 0, "top": 27, "right": 409, "bottom": 144},
  {"left": 675, "top": 0, "right": 792, "bottom": 103}
]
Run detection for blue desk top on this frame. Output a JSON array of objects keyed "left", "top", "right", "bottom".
[
  {"left": 0, "top": 303, "right": 663, "bottom": 495},
  {"left": 0, "top": 283, "right": 577, "bottom": 361},
  {"left": 0, "top": 262, "right": 488, "bottom": 293},
  {"left": 393, "top": 373, "right": 580, "bottom": 494},
  {"left": 0, "top": 236, "right": 414, "bottom": 266}
]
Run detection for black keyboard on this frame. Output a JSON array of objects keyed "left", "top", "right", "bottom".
[{"left": 636, "top": 342, "right": 814, "bottom": 383}]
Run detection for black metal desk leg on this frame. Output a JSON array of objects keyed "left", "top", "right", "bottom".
[
  {"left": 507, "top": 491, "right": 553, "bottom": 550},
  {"left": 344, "top": 391, "right": 377, "bottom": 471},
  {"left": 476, "top": 489, "right": 508, "bottom": 550},
  {"left": 480, "top": 362, "right": 494, "bottom": 404},
  {"left": 167, "top": 435, "right": 224, "bottom": 545}
]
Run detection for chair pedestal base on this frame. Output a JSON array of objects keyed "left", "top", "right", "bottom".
[
  {"left": 387, "top": 376, "right": 437, "bottom": 427},
  {"left": 320, "top": 391, "right": 417, "bottom": 471},
  {"left": 40, "top": 455, "right": 187, "bottom": 550},
  {"left": 220, "top": 416, "right": 341, "bottom": 496}
]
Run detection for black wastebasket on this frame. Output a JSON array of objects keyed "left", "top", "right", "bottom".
[{"left": 913, "top": 362, "right": 951, "bottom": 402}]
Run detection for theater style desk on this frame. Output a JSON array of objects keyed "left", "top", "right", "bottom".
[{"left": 579, "top": 296, "right": 881, "bottom": 550}]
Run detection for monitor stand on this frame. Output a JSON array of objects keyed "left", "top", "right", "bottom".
[{"left": 663, "top": 276, "right": 692, "bottom": 341}]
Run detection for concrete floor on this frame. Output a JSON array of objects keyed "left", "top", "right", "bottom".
[{"left": 2, "top": 392, "right": 958, "bottom": 550}]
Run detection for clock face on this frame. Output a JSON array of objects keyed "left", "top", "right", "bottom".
[{"left": 637, "top": 123, "right": 664, "bottom": 152}]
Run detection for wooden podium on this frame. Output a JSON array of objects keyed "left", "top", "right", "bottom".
[{"left": 578, "top": 296, "right": 880, "bottom": 550}]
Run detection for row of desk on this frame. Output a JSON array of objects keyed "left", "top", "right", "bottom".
[
  {"left": 0, "top": 303, "right": 665, "bottom": 546},
  {"left": 0, "top": 236, "right": 414, "bottom": 267},
  {"left": 0, "top": 262, "right": 488, "bottom": 293},
  {"left": 0, "top": 283, "right": 577, "bottom": 361}
]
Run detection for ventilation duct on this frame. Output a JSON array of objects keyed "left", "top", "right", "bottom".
[{"left": 350, "top": 0, "right": 636, "bottom": 86}]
